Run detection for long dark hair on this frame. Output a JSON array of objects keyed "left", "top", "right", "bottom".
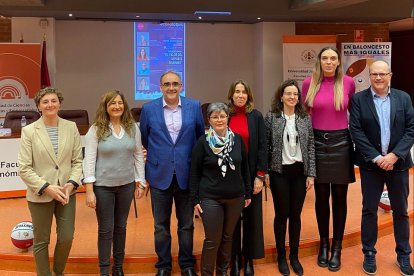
[{"left": 270, "top": 79, "right": 308, "bottom": 118}]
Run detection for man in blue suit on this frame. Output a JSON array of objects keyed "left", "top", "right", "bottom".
[
  {"left": 140, "top": 70, "right": 205, "bottom": 276},
  {"left": 350, "top": 60, "right": 414, "bottom": 276}
]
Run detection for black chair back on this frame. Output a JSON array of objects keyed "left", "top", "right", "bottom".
[
  {"left": 3, "top": 111, "right": 41, "bottom": 128},
  {"left": 201, "top": 103, "right": 210, "bottom": 128},
  {"left": 58, "top": 109, "right": 89, "bottom": 125},
  {"left": 130, "top": 107, "right": 142, "bottom": 122}
]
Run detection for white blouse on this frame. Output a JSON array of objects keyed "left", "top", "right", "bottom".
[{"left": 83, "top": 123, "right": 146, "bottom": 186}]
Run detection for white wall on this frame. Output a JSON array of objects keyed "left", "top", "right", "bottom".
[{"left": 11, "top": 19, "right": 295, "bottom": 121}]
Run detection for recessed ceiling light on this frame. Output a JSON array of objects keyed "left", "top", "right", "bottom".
[
  {"left": 135, "top": 15, "right": 140, "bottom": 18},
  {"left": 257, "top": 17, "right": 261, "bottom": 20},
  {"left": 68, "top": 13, "right": 73, "bottom": 17},
  {"left": 198, "top": 16, "right": 202, "bottom": 20}
]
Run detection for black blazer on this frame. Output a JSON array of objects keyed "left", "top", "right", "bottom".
[
  {"left": 349, "top": 87, "right": 414, "bottom": 171},
  {"left": 229, "top": 109, "right": 268, "bottom": 184}
]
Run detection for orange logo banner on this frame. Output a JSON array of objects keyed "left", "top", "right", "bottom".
[{"left": 0, "top": 43, "right": 40, "bottom": 127}]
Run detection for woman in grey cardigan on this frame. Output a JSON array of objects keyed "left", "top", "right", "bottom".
[{"left": 264, "top": 79, "right": 316, "bottom": 276}]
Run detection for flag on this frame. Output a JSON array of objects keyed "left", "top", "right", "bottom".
[{"left": 41, "top": 40, "right": 51, "bottom": 88}]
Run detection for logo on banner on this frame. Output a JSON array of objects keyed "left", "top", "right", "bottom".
[{"left": 301, "top": 49, "right": 317, "bottom": 64}]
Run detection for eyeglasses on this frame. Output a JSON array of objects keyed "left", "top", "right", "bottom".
[
  {"left": 369, "top": 73, "right": 391, "bottom": 78},
  {"left": 284, "top": 92, "right": 299, "bottom": 97},
  {"left": 210, "top": 115, "right": 228, "bottom": 121},
  {"left": 161, "top": 82, "right": 182, "bottom": 88}
]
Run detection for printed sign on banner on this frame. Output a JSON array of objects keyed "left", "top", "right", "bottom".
[
  {"left": 283, "top": 35, "right": 336, "bottom": 89},
  {"left": 0, "top": 44, "right": 41, "bottom": 127},
  {"left": 342, "top": 42, "right": 391, "bottom": 92}
]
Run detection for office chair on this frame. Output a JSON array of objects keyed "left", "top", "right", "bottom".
[
  {"left": 58, "top": 109, "right": 89, "bottom": 125},
  {"left": 3, "top": 110, "right": 41, "bottom": 128}
]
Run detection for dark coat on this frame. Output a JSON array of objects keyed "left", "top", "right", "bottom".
[{"left": 349, "top": 87, "right": 414, "bottom": 171}]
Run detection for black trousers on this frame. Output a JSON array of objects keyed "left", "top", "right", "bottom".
[
  {"left": 94, "top": 182, "right": 134, "bottom": 275},
  {"left": 231, "top": 190, "right": 265, "bottom": 260},
  {"left": 360, "top": 168, "right": 411, "bottom": 256},
  {"left": 269, "top": 163, "right": 307, "bottom": 251},
  {"left": 200, "top": 197, "right": 245, "bottom": 276}
]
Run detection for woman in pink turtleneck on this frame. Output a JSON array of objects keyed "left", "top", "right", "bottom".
[
  {"left": 227, "top": 80, "right": 267, "bottom": 276},
  {"left": 302, "top": 47, "right": 356, "bottom": 272}
]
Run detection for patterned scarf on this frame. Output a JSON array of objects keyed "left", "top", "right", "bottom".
[{"left": 206, "top": 126, "right": 235, "bottom": 177}]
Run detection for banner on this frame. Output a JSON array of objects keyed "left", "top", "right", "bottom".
[
  {"left": 283, "top": 35, "right": 336, "bottom": 89},
  {"left": 341, "top": 42, "right": 392, "bottom": 92},
  {"left": 0, "top": 43, "right": 41, "bottom": 127}
]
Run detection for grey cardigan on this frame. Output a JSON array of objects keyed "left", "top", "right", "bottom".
[{"left": 264, "top": 112, "right": 316, "bottom": 177}]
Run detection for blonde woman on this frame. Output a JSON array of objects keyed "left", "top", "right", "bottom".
[
  {"left": 83, "top": 90, "right": 145, "bottom": 276},
  {"left": 302, "top": 46, "right": 355, "bottom": 272}
]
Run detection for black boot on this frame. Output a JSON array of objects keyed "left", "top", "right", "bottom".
[
  {"left": 328, "top": 240, "right": 342, "bottom": 272},
  {"left": 112, "top": 266, "right": 124, "bottom": 276},
  {"left": 244, "top": 258, "right": 254, "bottom": 276},
  {"left": 317, "top": 237, "right": 329, "bottom": 267},
  {"left": 277, "top": 249, "right": 290, "bottom": 276},
  {"left": 230, "top": 255, "right": 242, "bottom": 276},
  {"left": 289, "top": 248, "right": 303, "bottom": 276}
]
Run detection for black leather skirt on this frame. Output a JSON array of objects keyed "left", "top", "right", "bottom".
[{"left": 313, "top": 129, "right": 355, "bottom": 184}]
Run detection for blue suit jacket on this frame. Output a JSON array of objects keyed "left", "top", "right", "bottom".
[
  {"left": 349, "top": 87, "right": 414, "bottom": 171},
  {"left": 140, "top": 96, "right": 205, "bottom": 190}
]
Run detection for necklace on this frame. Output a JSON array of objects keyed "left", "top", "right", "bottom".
[{"left": 282, "top": 112, "right": 299, "bottom": 156}]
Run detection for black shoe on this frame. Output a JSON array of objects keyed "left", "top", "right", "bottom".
[
  {"left": 244, "top": 259, "right": 254, "bottom": 276},
  {"left": 317, "top": 237, "right": 329, "bottom": 267},
  {"left": 230, "top": 255, "right": 242, "bottom": 276},
  {"left": 328, "top": 240, "right": 342, "bottom": 272},
  {"left": 277, "top": 249, "right": 290, "bottom": 276},
  {"left": 362, "top": 251, "right": 377, "bottom": 275},
  {"left": 112, "top": 266, "right": 124, "bottom": 276},
  {"left": 289, "top": 253, "right": 303, "bottom": 275},
  {"left": 396, "top": 255, "right": 414, "bottom": 276},
  {"left": 156, "top": 269, "right": 172, "bottom": 276},
  {"left": 181, "top": 268, "right": 198, "bottom": 276}
]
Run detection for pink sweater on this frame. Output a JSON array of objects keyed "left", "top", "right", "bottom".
[{"left": 302, "top": 75, "right": 355, "bottom": 130}]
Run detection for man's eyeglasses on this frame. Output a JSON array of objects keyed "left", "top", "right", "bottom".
[
  {"left": 210, "top": 115, "right": 228, "bottom": 121},
  {"left": 369, "top": 73, "right": 391, "bottom": 78},
  {"left": 161, "top": 82, "right": 182, "bottom": 88}
]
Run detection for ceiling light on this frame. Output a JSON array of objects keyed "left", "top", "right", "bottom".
[
  {"left": 135, "top": 15, "right": 140, "bottom": 18},
  {"left": 257, "top": 17, "right": 261, "bottom": 20},
  {"left": 68, "top": 13, "right": 73, "bottom": 17},
  {"left": 194, "top": 11, "right": 231, "bottom": 15},
  {"left": 198, "top": 16, "right": 202, "bottom": 20}
]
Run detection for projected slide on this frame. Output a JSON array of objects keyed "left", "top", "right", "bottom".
[{"left": 134, "top": 22, "right": 185, "bottom": 100}]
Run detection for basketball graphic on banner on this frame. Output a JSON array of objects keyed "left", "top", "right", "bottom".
[{"left": 11, "top": 221, "right": 34, "bottom": 249}]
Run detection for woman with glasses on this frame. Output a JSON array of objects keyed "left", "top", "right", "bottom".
[
  {"left": 302, "top": 46, "right": 356, "bottom": 272},
  {"left": 265, "top": 79, "right": 315, "bottom": 276},
  {"left": 190, "top": 102, "right": 252, "bottom": 276},
  {"left": 226, "top": 80, "right": 267, "bottom": 276}
]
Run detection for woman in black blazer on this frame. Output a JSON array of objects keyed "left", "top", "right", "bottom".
[{"left": 227, "top": 80, "right": 267, "bottom": 276}]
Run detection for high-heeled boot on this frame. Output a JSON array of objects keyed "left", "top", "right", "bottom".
[
  {"left": 277, "top": 249, "right": 290, "bottom": 276},
  {"left": 244, "top": 258, "right": 254, "bottom": 276},
  {"left": 328, "top": 240, "right": 342, "bottom": 272},
  {"left": 317, "top": 237, "right": 329, "bottom": 267},
  {"left": 289, "top": 248, "right": 303, "bottom": 276},
  {"left": 230, "top": 254, "right": 242, "bottom": 276},
  {"left": 112, "top": 266, "right": 124, "bottom": 276}
]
